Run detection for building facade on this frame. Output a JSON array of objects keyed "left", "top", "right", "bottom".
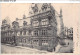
[
  {"left": 64, "top": 27, "right": 73, "bottom": 39},
  {"left": 1, "top": 3, "right": 64, "bottom": 51}
]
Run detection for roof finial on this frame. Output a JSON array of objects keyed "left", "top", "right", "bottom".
[
  {"left": 60, "top": 8, "right": 62, "bottom": 17},
  {"left": 16, "top": 18, "right": 18, "bottom": 21},
  {"left": 23, "top": 14, "right": 26, "bottom": 19}
]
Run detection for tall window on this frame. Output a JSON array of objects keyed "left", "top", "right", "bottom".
[
  {"left": 42, "top": 30, "right": 47, "bottom": 36},
  {"left": 34, "top": 30, "right": 38, "bottom": 36},
  {"left": 20, "top": 31, "right": 22, "bottom": 35},
  {"left": 41, "top": 19, "right": 48, "bottom": 26},
  {"left": 23, "top": 31, "right": 26, "bottom": 35},
  {"left": 33, "top": 20, "right": 39, "bottom": 27}
]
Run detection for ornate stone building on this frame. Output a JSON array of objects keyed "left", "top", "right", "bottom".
[
  {"left": 1, "top": 3, "right": 64, "bottom": 51},
  {"left": 1, "top": 17, "right": 12, "bottom": 43}
]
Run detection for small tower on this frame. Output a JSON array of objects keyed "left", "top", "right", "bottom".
[{"left": 59, "top": 9, "right": 64, "bottom": 38}]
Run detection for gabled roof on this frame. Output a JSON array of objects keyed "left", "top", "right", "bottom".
[{"left": 29, "top": 3, "right": 55, "bottom": 16}]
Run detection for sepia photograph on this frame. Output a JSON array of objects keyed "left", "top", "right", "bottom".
[{"left": 0, "top": 3, "right": 80, "bottom": 54}]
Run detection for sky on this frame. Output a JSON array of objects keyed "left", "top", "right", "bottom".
[{"left": 1, "top": 3, "right": 80, "bottom": 28}]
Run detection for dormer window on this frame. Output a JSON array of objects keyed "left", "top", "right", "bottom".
[
  {"left": 31, "top": 4, "right": 38, "bottom": 13},
  {"left": 41, "top": 3, "right": 48, "bottom": 11}
]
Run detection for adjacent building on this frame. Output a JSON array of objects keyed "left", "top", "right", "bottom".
[{"left": 64, "top": 27, "right": 73, "bottom": 39}]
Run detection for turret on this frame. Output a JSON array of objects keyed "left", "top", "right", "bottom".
[{"left": 59, "top": 9, "right": 64, "bottom": 38}]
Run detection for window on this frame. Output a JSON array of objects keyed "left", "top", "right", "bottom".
[
  {"left": 42, "top": 30, "right": 47, "bottom": 36},
  {"left": 34, "top": 40, "right": 38, "bottom": 42},
  {"left": 41, "top": 19, "right": 48, "bottom": 25},
  {"left": 72, "top": 30, "right": 73, "bottom": 33},
  {"left": 41, "top": 3, "right": 48, "bottom": 11},
  {"left": 20, "top": 31, "right": 22, "bottom": 35},
  {"left": 34, "top": 30, "right": 38, "bottom": 36},
  {"left": 23, "top": 31, "right": 26, "bottom": 35},
  {"left": 33, "top": 20, "right": 39, "bottom": 26}
]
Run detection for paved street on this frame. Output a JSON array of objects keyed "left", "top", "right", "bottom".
[
  {"left": 57, "top": 39, "right": 73, "bottom": 53},
  {"left": 1, "top": 44, "right": 48, "bottom": 54},
  {"left": 1, "top": 38, "right": 73, "bottom": 53}
]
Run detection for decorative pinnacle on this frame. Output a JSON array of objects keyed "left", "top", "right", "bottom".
[{"left": 60, "top": 8, "right": 62, "bottom": 17}]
